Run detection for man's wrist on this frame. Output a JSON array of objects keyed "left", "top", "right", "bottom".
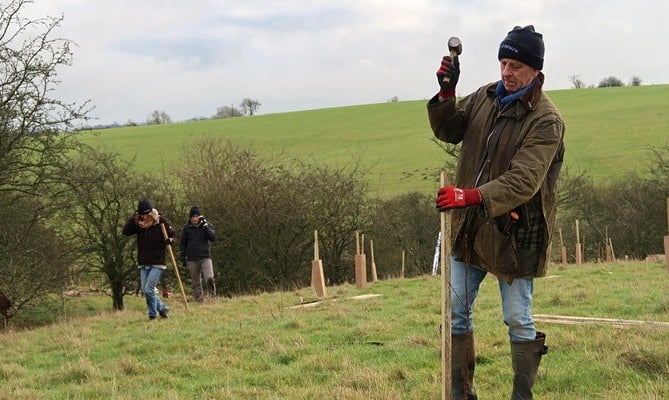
[{"left": 438, "top": 87, "right": 456, "bottom": 100}]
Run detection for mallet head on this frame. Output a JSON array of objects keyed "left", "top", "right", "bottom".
[
  {"left": 447, "top": 36, "right": 462, "bottom": 58},
  {"left": 443, "top": 36, "right": 462, "bottom": 83}
]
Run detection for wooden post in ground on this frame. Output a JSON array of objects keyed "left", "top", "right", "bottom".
[
  {"left": 370, "top": 239, "right": 378, "bottom": 282},
  {"left": 400, "top": 250, "right": 405, "bottom": 278},
  {"left": 311, "top": 230, "right": 327, "bottom": 298},
  {"left": 354, "top": 230, "right": 366, "bottom": 289},
  {"left": 575, "top": 219, "right": 582, "bottom": 265},
  {"left": 605, "top": 227, "right": 612, "bottom": 263},
  {"left": 440, "top": 171, "right": 452, "bottom": 400},
  {"left": 665, "top": 198, "right": 669, "bottom": 273},
  {"left": 361, "top": 233, "right": 367, "bottom": 283},
  {"left": 608, "top": 238, "right": 616, "bottom": 262},
  {"left": 559, "top": 228, "right": 567, "bottom": 264}
]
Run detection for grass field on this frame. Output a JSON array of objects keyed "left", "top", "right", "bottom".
[
  {"left": 1, "top": 261, "right": 668, "bottom": 399},
  {"left": 80, "top": 84, "right": 669, "bottom": 198}
]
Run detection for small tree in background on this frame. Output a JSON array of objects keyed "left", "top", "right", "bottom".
[
  {"left": 629, "top": 76, "right": 642, "bottom": 86},
  {"left": 569, "top": 74, "right": 586, "bottom": 89},
  {"left": 213, "top": 105, "right": 243, "bottom": 119},
  {"left": 240, "top": 98, "right": 261, "bottom": 116},
  {"left": 146, "top": 110, "right": 171, "bottom": 124},
  {"left": 598, "top": 76, "right": 624, "bottom": 87}
]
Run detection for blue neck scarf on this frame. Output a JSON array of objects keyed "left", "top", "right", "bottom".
[{"left": 495, "top": 80, "right": 535, "bottom": 108}]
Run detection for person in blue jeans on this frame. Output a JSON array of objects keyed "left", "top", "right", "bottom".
[
  {"left": 123, "top": 198, "right": 175, "bottom": 320},
  {"left": 428, "top": 25, "right": 565, "bottom": 399}
]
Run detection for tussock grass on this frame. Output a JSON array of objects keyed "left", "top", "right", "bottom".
[{"left": 1, "top": 261, "right": 668, "bottom": 399}]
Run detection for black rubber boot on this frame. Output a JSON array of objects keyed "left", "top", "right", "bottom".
[
  {"left": 510, "top": 331, "right": 549, "bottom": 400},
  {"left": 452, "top": 333, "right": 477, "bottom": 400}
]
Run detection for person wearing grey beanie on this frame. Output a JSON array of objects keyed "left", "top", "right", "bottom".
[{"left": 427, "top": 25, "right": 565, "bottom": 399}]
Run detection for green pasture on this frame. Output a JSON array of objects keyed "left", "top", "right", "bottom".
[
  {"left": 80, "top": 84, "right": 669, "bottom": 197},
  {"left": 1, "top": 261, "right": 667, "bottom": 399}
]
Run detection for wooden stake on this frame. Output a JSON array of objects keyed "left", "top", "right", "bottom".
[
  {"left": 440, "top": 171, "right": 452, "bottom": 400},
  {"left": 160, "top": 223, "right": 189, "bottom": 309},
  {"left": 311, "top": 230, "right": 326, "bottom": 298},
  {"left": 400, "top": 250, "right": 405, "bottom": 279},
  {"left": 559, "top": 228, "right": 567, "bottom": 264},
  {"left": 575, "top": 219, "right": 582, "bottom": 265},
  {"left": 370, "top": 239, "right": 378, "bottom": 282}
]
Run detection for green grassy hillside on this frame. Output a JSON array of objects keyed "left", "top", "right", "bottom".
[
  {"left": 1, "top": 261, "right": 668, "bottom": 399},
  {"left": 80, "top": 84, "right": 669, "bottom": 197}
]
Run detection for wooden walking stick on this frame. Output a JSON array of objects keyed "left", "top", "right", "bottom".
[
  {"left": 440, "top": 171, "right": 452, "bottom": 400},
  {"left": 160, "top": 223, "right": 189, "bottom": 309}
]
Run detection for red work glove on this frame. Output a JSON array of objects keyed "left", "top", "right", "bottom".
[
  {"left": 436, "top": 55, "right": 460, "bottom": 98},
  {"left": 436, "top": 186, "right": 481, "bottom": 211}
]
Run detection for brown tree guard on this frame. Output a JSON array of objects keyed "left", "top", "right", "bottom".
[
  {"left": 370, "top": 239, "right": 378, "bottom": 282},
  {"left": 440, "top": 171, "right": 452, "bottom": 400},
  {"left": 311, "top": 230, "right": 327, "bottom": 298},
  {"left": 605, "top": 227, "right": 613, "bottom": 263},
  {"left": 160, "top": 223, "right": 189, "bottom": 309},
  {"left": 354, "top": 230, "right": 366, "bottom": 289}
]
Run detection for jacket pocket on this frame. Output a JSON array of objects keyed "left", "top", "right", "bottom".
[{"left": 473, "top": 219, "right": 518, "bottom": 274}]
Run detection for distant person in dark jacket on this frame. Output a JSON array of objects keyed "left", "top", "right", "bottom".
[
  {"left": 179, "top": 206, "right": 216, "bottom": 302},
  {"left": 428, "top": 25, "right": 565, "bottom": 399},
  {"left": 122, "top": 198, "right": 175, "bottom": 320}
]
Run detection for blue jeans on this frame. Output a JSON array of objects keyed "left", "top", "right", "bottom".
[
  {"left": 450, "top": 255, "right": 535, "bottom": 342},
  {"left": 140, "top": 266, "right": 167, "bottom": 318}
]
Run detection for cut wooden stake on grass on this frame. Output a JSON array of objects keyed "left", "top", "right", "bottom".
[
  {"left": 311, "top": 230, "right": 327, "bottom": 298},
  {"left": 440, "top": 171, "right": 452, "bottom": 400}
]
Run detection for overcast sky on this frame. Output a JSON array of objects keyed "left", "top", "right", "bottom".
[{"left": 26, "top": 0, "right": 668, "bottom": 126}]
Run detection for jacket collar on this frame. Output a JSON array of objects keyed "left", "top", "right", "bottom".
[{"left": 486, "top": 72, "right": 544, "bottom": 111}]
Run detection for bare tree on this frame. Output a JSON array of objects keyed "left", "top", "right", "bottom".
[
  {"left": 569, "top": 74, "right": 586, "bottom": 89},
  {"left": 629, "top": 76, "right": 642, "bottom": 86},
  {"left": 146, "top": 110, "right": 171, "bottom": 124},
  {"left": 0, "top": 0, "right": 91, "bottom": 199},
  {"left": 239, "top": 98, "right": 261, "bottom": 116},
  {"left": 48, "top": 144, "right": 173, "bottom": 310}
]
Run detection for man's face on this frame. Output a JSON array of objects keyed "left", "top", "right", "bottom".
[
  {"left": 190, "top": 214, "right": 201, "bottom": 224},
  {"left": 499, "top": 58, "right": 539, "bottom": 93}
]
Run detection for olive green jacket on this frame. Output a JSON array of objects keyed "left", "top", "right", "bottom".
[{"left": 427, "top": 74, "right": 565, "bottom": 282}]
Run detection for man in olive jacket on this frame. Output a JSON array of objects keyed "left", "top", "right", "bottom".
[{"left": 428, "top": 26, "right": 565, "bottom": 399}]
